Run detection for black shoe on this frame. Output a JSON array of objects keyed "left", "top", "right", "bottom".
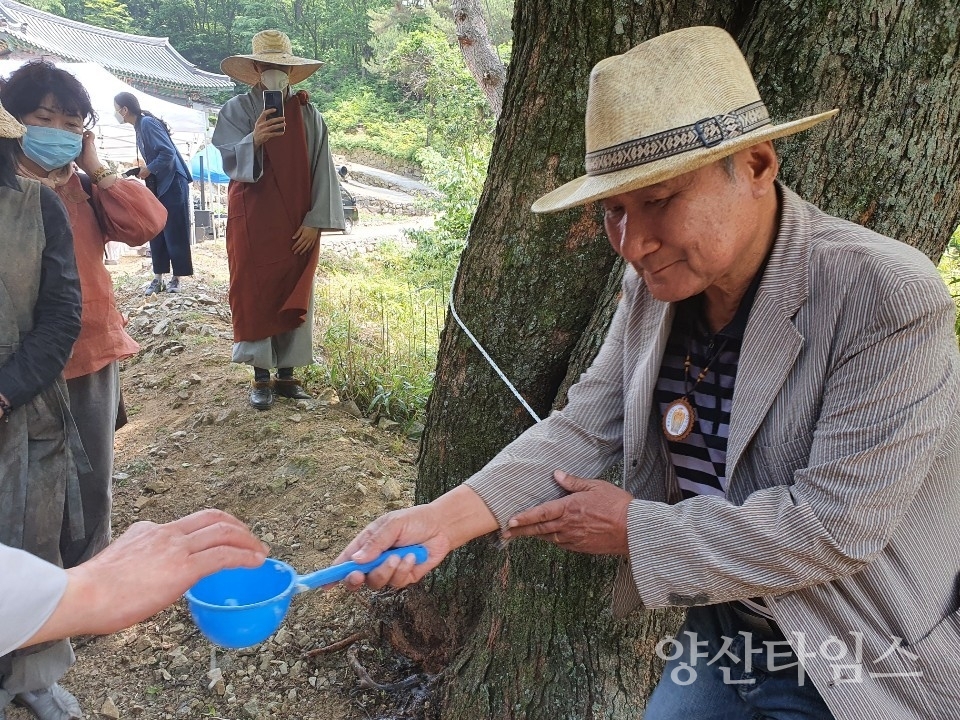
[
  {"left": 274, "top": 378, "right": 312, "bottom": 399},
  {"left": 249, "top": 381, "right": 275, "bottom": 410}
]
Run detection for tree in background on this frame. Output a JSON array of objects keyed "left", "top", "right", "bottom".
[
  {"left": 18, "top": 0, "right": 66, "bottom": 13},
  {"left": 61, "top": 0, "right": 134, "bottom": 31},
  {"left": 118, "top": 0, "right": 392, "bottom": 75},
  {"left": 406, "top": 1, "right": 960, "bottom": 718},
  {"left": 451, "top": 0, "right": 506, "bottom": 116},
  {"left": 365, "top": 4, "right": 492, "bottom": 154}
]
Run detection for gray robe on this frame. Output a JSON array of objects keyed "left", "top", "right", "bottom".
[{"left": 0, "top": 179, "right": 82, "bottom": 695}]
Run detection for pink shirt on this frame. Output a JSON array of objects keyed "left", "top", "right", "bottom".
[{"left": 56, "top": 173, "right": 167, "bottom": 379}]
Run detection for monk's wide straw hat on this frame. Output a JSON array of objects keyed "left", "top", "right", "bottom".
[
  {"left": 532, "top": 26, "right": 838, "bottom": 213},
  {"left": 221, "top": 30, "right": 324, "bottom": 86},
  {"left": 0, "top": 99, "right": 25, "bottom": 138}
]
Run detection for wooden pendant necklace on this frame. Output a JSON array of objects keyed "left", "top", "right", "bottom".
[{"left": 662, "top": 336, "right": 730, "bottom": 441}]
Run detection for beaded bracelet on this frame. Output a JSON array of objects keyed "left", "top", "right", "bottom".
[{"left": 91, "top": 166, "right": 116, "bottom": 184}]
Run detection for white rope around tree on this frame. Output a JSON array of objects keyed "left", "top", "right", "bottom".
[{"left": 447, "top": 282, "right": 542, "bottom": 424}]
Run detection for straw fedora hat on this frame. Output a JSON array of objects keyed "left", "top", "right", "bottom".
[
  {"left": 532, "top": 26, "right": 838, "bottom": 213},
  {"left": 221, "top": 30, "right": 324, "bottom": 86},
  {"left": 0, "top": 99, "right": 25, "bottom": 138}
]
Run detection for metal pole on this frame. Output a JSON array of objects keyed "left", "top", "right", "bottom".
[{"left": 199, "top": 155, "right": 207, "bottom": 210}]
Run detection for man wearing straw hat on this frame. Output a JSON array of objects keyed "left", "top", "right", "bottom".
[
  {"left": 333, "top": 26, "right": 960, "bottom": 720},
  {"left": 213, "top": 30, "right": 344, "bottom": 411}
]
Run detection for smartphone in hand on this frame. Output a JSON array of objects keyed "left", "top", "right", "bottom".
[{"left": 263, "top": 90, "right": 285, "bottom": 119}]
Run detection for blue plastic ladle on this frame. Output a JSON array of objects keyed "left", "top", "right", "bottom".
[{"left": 185, "top": 545, "right": 428, "bottom": 649}]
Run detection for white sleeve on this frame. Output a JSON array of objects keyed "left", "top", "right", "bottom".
[{"left": 0, "top": 543, "right": 68, "bottom": 654}]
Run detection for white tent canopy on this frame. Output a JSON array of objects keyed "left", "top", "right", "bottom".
[{"left": 0, "top": 60, "right": 208, "bottom": 163}]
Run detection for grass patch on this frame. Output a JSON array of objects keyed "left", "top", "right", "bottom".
[
  {"left": 119, "top": 458, "right": 154, "bottom": 477},
  {"left": 313, "top": 242, "right": 449, "bottom": 428}
]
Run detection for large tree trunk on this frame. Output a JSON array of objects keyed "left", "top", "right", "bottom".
[{"left": 402, "top": 2, "right": 960, "bottom": 718}]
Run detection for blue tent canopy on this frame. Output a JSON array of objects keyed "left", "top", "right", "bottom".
[{"left": 190, "top": 144, "right": 229, "bottom": 184}]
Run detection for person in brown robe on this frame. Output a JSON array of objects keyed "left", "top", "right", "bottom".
[{"left": 213, "top": 30, "right": 344, "bottom": 410}]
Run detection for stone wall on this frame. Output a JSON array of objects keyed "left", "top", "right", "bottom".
[{"left": 339, "top": 149, "right": 422, "bottom": 178}]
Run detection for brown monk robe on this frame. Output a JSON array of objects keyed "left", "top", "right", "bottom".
[{"left": 225, "top": 92, "right": 314, "bottom": 343}]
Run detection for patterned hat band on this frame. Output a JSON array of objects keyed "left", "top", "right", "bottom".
[{"left": 585, "top": 101, "right": 770, "bottom": 176}]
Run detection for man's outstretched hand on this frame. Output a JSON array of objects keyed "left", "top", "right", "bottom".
[
  {"left": 501, "top": 470, "right": 632, "bottom": 556},
  {"left": 25, "top": 509, "right": 267, "bottom": 646}
]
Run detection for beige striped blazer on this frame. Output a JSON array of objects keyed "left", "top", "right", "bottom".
[{"left": 467, "top": 185, "right": 960, "bottom": 719}]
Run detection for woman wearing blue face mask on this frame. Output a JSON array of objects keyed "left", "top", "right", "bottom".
[
  {"left": 0, "top": 61, "right": 166, "bottom": 720},
  {"left": 114, "top": 91, "right": 194, "bottom": 295}
]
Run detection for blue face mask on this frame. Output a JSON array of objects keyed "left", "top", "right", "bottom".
[{"left": 21, "top": 125, "right": 83, "bottom": 171}]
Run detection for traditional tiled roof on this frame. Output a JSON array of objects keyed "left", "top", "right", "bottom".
[{"left": 0, "top": 0, "right": 231, "bottom": 98}]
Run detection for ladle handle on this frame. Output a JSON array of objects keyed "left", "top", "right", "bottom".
[{"left": 295, "top": 545, "right": 429, "bottom": 592}]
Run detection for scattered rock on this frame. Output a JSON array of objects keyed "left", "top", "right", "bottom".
[
  {"left": 133, "top": 496, "right": 155, "bottom": 510},
  {"left": 381, "top": 478, "right": 403, "bottom": 501},
  {"left": 99, "top": 696, "right": 120, "bottom": 719},
  {"left": 340, "top": 400, "right": 363, "bottom": 418},
  {"left": 144, "top": 479, "right": 171, "bottom": 494},
  {"left": 316, "top": 387, "right": 340, "bottom": 404},
  {"left": 214, "top": 409, "right": 238, "bottom": 425},
  {"left": 130, "top": 635, "right": 153, "bottom": 653},
  {"left": 378, "top": 418, "right": 401, "bottom": 433}
]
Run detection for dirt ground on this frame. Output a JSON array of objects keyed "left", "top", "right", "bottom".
[{"left": 8, "top": 233, "right": 432, "bottom": 720}]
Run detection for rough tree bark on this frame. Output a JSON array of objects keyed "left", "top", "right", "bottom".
[
  {"left": 451, "top": 0, "right": 507, "bottom": 117},
  {"left": 398, "top": 2, "right": 960, "bottom": 719}
]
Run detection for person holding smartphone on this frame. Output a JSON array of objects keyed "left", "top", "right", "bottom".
[{"left": 213, "top": 30, "right": 344, "bottom": 411}]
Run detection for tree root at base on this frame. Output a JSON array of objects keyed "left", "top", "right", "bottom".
[{"left": 346, "top": 645, "right": 426, "bottom": 692}]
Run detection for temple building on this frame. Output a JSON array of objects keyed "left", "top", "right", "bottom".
[{"left": 0, "top": 0, "right": 231, "bottom": 107}]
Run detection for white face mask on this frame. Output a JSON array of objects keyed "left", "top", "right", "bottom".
[
  {"left": 114, "top": 110, "right": 125, "bottom": 124},
  {"left": 260, "top": 69, "right": 290, "bottom": 91}
]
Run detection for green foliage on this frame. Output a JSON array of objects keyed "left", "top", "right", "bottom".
[
  {"left": 407, "top": 144, "right": 488, "bottom": 274},
  {"left": 312, "top": 243, "right": 447, "bottom": 427},
  {"left": 19, "top": 0, "right": 66, "bottom": 14},
  {"left": 321, "top": 82, "right": 427, "bottom": 164},
  {"left": 936, "top": 226, "right": 960, "bottom": 345},
  {"left": 63, "top": 0, "right": 134, "bottom": 31},
  {"left": 365, "top": 7, "right": 493, "bottom": 155}
]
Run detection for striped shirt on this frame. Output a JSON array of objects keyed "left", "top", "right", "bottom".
[
  {"left": 655, "top": 270, "right": 774, "bottom": 619},
  {"left": 654, "top": 273, "right": 760, "bottom": 499}
]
